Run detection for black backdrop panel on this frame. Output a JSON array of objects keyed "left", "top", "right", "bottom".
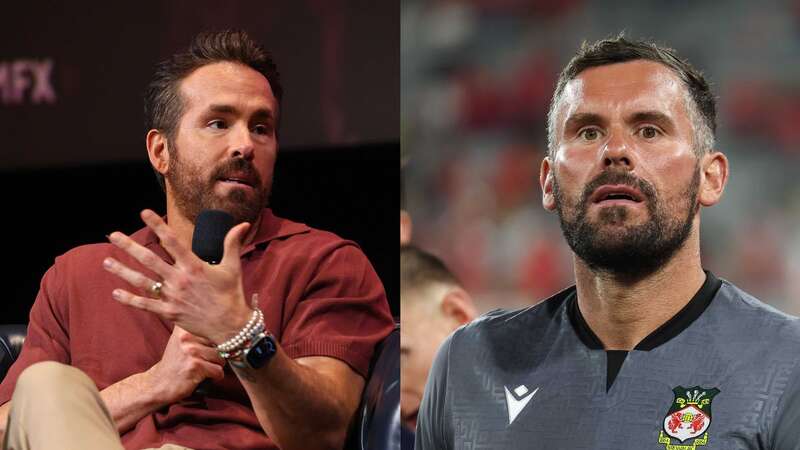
[
  {"left": 0, "top": 143, "right": 398, "bottom": 323},
  {"left": 0, "top": 1, "right": 398, "bottom": 168}
]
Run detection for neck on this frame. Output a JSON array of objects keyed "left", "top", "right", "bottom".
[
  {"left": 573, "top": 228, "right": 705, "bottom": 351},
  {"left": 164, "top": 196, "right": 263, "bottom": 255}
]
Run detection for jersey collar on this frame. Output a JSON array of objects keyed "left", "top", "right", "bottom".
[{"left": 567, "top": 270, "right": 722, "bottom": 351}]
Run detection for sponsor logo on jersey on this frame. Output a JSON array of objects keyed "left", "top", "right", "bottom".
[{"left": 657, "top": 386, "right": 720, "bottom": 450}]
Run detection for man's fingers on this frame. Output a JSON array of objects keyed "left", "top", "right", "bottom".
[
  {"left": 222, "top": 222, "right": 251, "bottom": 267},
  {"left": 181, "top": 331, "right": 216, "bottom": 347},
  {"left": 103, "top": 257, "right": 161, "bottom": 296},
  {"left": 112, "top": 289, "right": 171, "bottom": 317},
  {"left": 186, "top": 341, "right": 225, "bottom": 365},
  {"left": 140, "top": 209, "right": 195, "bottom": 263},
  {"left": 199, "top": 360, "right": 226, "bottom": 381},
  {"left": 107, "top": 232, "right": 173, "bottom": 277}
]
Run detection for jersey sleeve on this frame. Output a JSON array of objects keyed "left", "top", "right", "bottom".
[
  {"left": 415, "top": 330, "right": 454, "bottom": 450},
  {"left": 770, "top": 360, "right": 800, "bottom": 450},
  {"left": 0, "top": 262, "right": 71, "bottom": 405}
]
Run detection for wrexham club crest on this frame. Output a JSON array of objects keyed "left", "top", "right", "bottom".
[{"left": 657, "top": 386, "right": 720, "bottom": 450}]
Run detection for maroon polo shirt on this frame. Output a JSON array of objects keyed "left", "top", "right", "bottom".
[{"left": 0, "top": 209, "right": 394, "bottom": 449}]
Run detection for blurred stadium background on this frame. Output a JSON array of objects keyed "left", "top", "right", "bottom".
[{"left": 402, "top": 0, "right": 800, "bottom": 314}]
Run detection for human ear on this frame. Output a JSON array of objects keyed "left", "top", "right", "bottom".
[
  {"left": 146, "top": 129, "right": 170, "bottom": 177},
  {"left": 440, "top": 288, "right": 477, "bottom": 326},
  {"left": 541, "top": 157, "right": 557, "bottom": 211},
  {"left": 698, "top": 151, "right": 728, "bottom": 207}
]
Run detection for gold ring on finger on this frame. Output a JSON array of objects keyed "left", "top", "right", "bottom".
[{"left": 149, "top": 281, "right": 163, "bottom": 299}]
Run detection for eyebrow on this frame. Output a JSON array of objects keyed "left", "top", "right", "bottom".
[
  {"left": 628, "top": 111, "right": 675, "bottom": 131},
  {"left": 563, "top": 112, "right": 606, "bottom": 134},
  {"left": 208, "top": 104, "right": 275, "bottom": 121}
]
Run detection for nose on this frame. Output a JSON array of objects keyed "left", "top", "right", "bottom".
[
  {"left": 229, "top": 123, "right": 255, "bottom": 161},
  {"left": 601, "top": 131, "right": 634, "bottom": 170}
]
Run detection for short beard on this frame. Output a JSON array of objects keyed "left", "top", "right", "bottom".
[
  {"left": 166, "top": 142, "right": 270, "bottom": 225},
  {"left": 553, "top": 166, "right": 700, "bottom": 280}
]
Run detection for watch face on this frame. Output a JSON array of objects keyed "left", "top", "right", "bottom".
[{"left": 246, "top": 335, "right": 276, "bottom": 369}]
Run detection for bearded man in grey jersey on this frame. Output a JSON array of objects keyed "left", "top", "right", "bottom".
[{"left": 416, "top": 36, "right": 800, "bottom": 450}]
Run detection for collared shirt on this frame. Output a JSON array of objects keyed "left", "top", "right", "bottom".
[{"left": 0, "top": 209, "right": 394, "bottom": 450}]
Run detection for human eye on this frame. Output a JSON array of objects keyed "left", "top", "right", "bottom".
[
  {"left": 638, "top": 125, "right": 661, "bottom": 139},
  {"left": 207, "top": 119, "right": 228, "bottom": 130},
  {"left": 253, "top": 123, "right": 274, "bottom": 136},
  {"left": 578, "top": 127, "right": 603, "bottom": 141}
]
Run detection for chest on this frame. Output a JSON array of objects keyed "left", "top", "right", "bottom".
[
  {"left": 64, "top": 254, "right": 303, "bottom": 388},
  {"left": 447, "top": 349, "right": 783, "bottom": 450}
]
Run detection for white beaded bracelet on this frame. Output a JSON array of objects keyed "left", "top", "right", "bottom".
[
  {"left": 218, "top": 323, "right": 266, "bottom": 359},
  {"left": 216, "top": 308, "right": 264, "bottom": 353}
]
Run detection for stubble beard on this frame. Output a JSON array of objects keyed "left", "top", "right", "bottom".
[
  {"left": 553, "top": 166, "right": 700, "bottom": 280},
  {"left": 166, "top": 142, "right": 271, "bottom": 226}
]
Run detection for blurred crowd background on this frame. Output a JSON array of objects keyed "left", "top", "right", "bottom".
[{"left": 402, "top": 0, "right": 800, "bottom": 314}]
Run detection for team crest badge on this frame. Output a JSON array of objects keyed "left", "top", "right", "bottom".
[{"left": 657, "top": 386, "right": 720, "bottom": 450}]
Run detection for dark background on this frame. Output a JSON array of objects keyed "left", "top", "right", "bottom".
[{"left": 0, "top": 1, "right": 399, "bottom": 323}]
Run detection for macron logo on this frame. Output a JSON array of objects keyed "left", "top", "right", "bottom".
[{"left": 504, "top": 385, "right": 539, "bottom": 425}]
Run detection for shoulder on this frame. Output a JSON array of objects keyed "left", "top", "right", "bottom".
[
  {"left": 257, "top": 214, "right": 380, "bottom": 293},
  {"left": 709, "top": 281, "right": 800, "bottom": 445},
  {"left": 264, "top": 213, "right": 363, "bottom": 259},
  {"left": 51, "top": 242, "right": 118, "bottom": 274},
  {"left": 712, "top": 279, "right": 800, "bottom": 342},
  {"left": 45, "top": 222, "right": 155, "bottom": 286},
  {"left": 699, "top": 279, "right": 800, "bottom": 375},
  {"left": 448, "top": 286, "right": 575, "bottom": 357}
]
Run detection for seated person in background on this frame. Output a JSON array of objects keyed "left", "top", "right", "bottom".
[
  {"left": 0, "top": 30, "right": 394, "bottom": 450},
  {"left": 400, "top": 246, "right": 476, "bottom": 436}
]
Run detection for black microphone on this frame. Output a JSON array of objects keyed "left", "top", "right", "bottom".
[
  {"left": 192, "top": 209, "right": 235, "bottom": 264},
  {"left": 190, "top": 209, "right": 235, "bottom": 401}
]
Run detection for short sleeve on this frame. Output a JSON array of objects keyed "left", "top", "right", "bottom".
[
  {"left": 279, "top": 241, "right": 394, "bottom": 378},
  {"left": 0, "top": 263, "right": 70, "bottom": 405},
  {"left": 771, "top": 362, "right": 800, "bottom": 450},
  {"left": 415, "top": 331, "right": 453, "bottom": 450}
]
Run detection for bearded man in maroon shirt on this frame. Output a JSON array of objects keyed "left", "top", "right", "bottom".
[{"left": 0, "top": 30, "right": 394, "bottom": 450}]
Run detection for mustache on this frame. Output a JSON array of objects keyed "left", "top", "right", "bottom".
[
  {"left": 580, "top": 170, "right": 656, "bottom": 205},
  {"left": 210, "top": 158, "right": 262, "bottom": 187}
]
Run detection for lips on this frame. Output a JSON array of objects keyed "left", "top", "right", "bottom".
[
  {"left": 218, "top": 173, "right": 255, "bottom": 188},
  {"left": 590, "top": 184, "right": 644, "bottom": 204}
]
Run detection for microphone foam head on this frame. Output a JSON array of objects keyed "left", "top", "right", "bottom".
[{"left": 192, "top": 209, "right": 235, "bottom": 264}]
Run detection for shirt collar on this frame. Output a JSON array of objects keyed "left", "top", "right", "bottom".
[
  {"left": 131, "top": 208, "right": 310, "bottom": 258},
  {"left": 567, "top": 270, "right": 722, "bottom": 351}
]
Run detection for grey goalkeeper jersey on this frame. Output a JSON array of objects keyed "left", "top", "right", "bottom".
[{"left": 416, "top": 273, "right": 800, "bottom": 449}]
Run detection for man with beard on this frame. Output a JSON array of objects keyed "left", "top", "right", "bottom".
[
  {"left": 0, "top": 31, "right": 394, "bottom": 450},
  {"left": 415, "top": 36, "right": 800, "bottom": 450}
]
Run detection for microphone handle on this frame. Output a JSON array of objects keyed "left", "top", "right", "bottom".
[{"left": 194, "top": 378, "right": 213, "bottom": 397}]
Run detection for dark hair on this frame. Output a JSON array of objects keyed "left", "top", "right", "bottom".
[
  {"left": 547, "top": 35, "right": 716, "bottom": 156},
  {"left": 401, "top": 245, "right": 461, "bottom": 294},
  {"left": 144, "top": 30, "right": 282, "bottom": 191}
]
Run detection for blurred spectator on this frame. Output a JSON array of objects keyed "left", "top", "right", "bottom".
[{"left": 400, "top": 246, "right": 476, "bottom": 436}]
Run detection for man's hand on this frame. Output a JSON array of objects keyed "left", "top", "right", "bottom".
[
  {"left": 98, "top": 325, "right": 226, "bottom": 433},
  {"left": 102, "top": 209, "right": 252, "bottom": 344},
  {"left": 144, "top": 326, "right": 225, "bottom": 404}
]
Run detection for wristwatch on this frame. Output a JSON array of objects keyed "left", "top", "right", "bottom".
[{"left": 230, "top": 332, "right": 277, "bottom": 370}]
